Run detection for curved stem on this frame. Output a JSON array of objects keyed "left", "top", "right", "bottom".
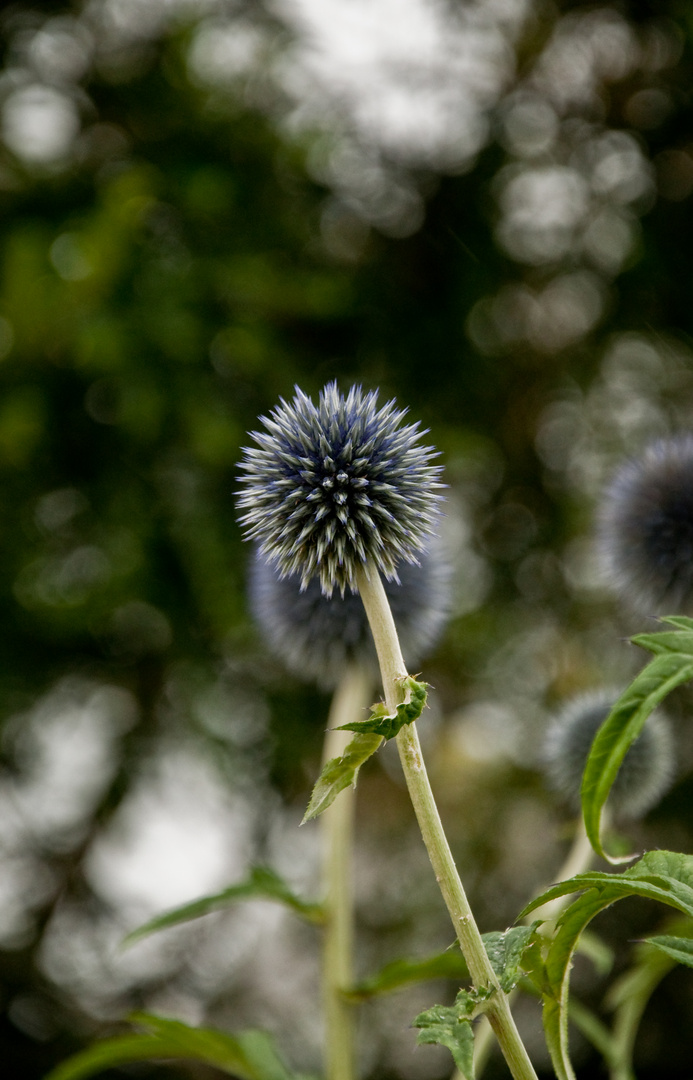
[
  {"left": 355, "top": 564, "right": 538, "bottom": 1080},
  {"left": 322, "top": 665, "right": 372, "bottom": 1080},
  {"left": 531, "top": 817, "right": 594, "bottom": 926}
]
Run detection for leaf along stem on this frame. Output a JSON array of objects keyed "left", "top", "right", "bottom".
[
  {"left": 321, "top": 666, "right": 372, "bottom": 1080},
  {"left": 355, "top": 563, "right": 538, "bottom": 1080}
]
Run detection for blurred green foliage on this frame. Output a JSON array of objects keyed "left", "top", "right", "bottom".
[{"left": 2, "top": 0, "right": 693, "bottom": 1078}]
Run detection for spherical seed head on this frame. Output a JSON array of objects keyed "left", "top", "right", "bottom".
[
  {"left": 249, "top": 539, "right": 453, "bottom": 688},
  {"left": 543, "top": 691, "right": 675, "bottom": 820},
  {"left": 237, "top": 383, "right": 444, "bottom": 597},
  {"left": 598, "top": 435, "right": 693, "bottom": 614}
]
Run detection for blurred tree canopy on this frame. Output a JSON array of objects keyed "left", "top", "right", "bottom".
[{"left": 2, "top": 0, "right": 693, "bottom": 1078}]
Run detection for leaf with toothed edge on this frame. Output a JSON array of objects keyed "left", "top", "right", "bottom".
[
  {"left": 302, "top": 731, "right": 383, "bottom": 822},
  {"left": 303, "top": 677, "right": 428, "bottom": 822},
  {"left": 414, "top": 987, "right": 492, "bottom": 1080},
  {"left": 581, "top": 616, "right": 693, "bottom": 863},
  {"left": 344, "top": 950, "right": 470, "bottom": 1002},
  {"left": 336, "top": 676, "right": 429, "bottom": 738},
  {"left": 122, "top": 867, "right": 324, "bottom": 948},
  {"left": 644, "top": 933, "right": 693, "bottom": 968},
  {"left": 483, "top": 923, "right": 543, "bottom": 992},
  {"left": 519, "top": 850, "right": 693, "bottom": 1080},
  {"left": 605, "top": 918, "right": 693, "bottom": 1079},
  {"left": 410, "top": 927, "right": 540, "bottom": 1079},
  {"left": 42, "top": 1012, "right": 306, "bottom": 1080},
  {"left": 347, "top": 925, "right": 541, "bottom": 1003}
]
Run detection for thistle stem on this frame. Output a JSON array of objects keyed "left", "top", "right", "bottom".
[
  {"left": 322, "top": 665, "right": 372, "bottom": 1080},
  {"left": 355, "top": 563, "right": 538, "bottom": 1080}
]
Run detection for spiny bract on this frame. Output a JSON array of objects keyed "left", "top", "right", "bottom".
[
  {"left": 598, "top": 434, "right": 693, "bottom": 615},
  {"left": 543, "top": 690, "right": 674, "bottom": 820},
  {"left": 237, "top": 382, "right": 444, "bottom": 597}
]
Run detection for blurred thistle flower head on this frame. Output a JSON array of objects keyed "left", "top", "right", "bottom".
[
  {"left": 598, "top": 434, "right": 693, "bottom": 614},
  {"left": 237, "top": 382, "right": 444, "bottom": 597},
  {"left": 249, "top": 539, "right": 453, "bottom": 688},
  {"left": 543, "top": 690, "right": 674, "bottom": 820}
]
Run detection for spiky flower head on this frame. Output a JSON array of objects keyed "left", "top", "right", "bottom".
[
  {"left": 237, "top": 382, "right": 444, "bottom": 597},
  {"left": 249, "top": 539, "right": 453, "bottom": 688},
  {"left": 598, "top": 435, "right": 693, "bottom": 614},
  {"left": 543, "top": 690, "right": 674, "bottom": 820}
]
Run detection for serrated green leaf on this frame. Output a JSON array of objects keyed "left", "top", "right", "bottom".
[
  {"left": 519, "top": 851, "right": 693, "bottom": 1080},
  {"left": 43, "top": 1013, "right": 299, "bottom": 1080},
  {"left": 302, "top": 731, "right": 382, "bottom": 823},
  {"left": 337, "top": 677, "right": 429, "bottom": 739},
  {"left": 345, "top": 949, "right": 469, "bottom": 1002},
  {"left": 304, "top": 677, "right": 429, "bottom": 821},
  {"left": 653, "top": 615, "right": 693, "bottom": 633},
  {"left": 346, "top": 927, "right": 540, "bottom": 1004},
  {"left": 124, "top": 867, "right": 324, "bottom": 946},
  {"left": 482, "top": 923, "right": 541, "bottom": 993},
  {"left": 416, "top": 1020, "right": 474, "bottom": 1079},
  {"left": 606, "top": 918, "right": 693, "bottom": 1080},
  {"left": 633, "top": 614, "right": 693, "bottom": 652},
  {"left": 43, "top": 1035, "right": 184, "bottom": 1080},
  {"left": 517, "top": 936, "right": 549, "bottom": 997},
  {"left": 631, "top": 633, "right": 693, "bottom": 655},
  {"left": 520, "top": 850, "right": 693, "bottom": 922},
  {"left": 413, "top": 990, "right": 485, "bottom": 1080},
  {"left": 644, "top": 934, "right": 693, "bottom": 968},
  {"left": 415, "top": 989, "right": 480, "bottom": 1025},
  {"left": 134, "top": 1016, "right": 298, "bottom": 1080},
  {"left": 581, "top": 620, "right": 693, "bottom": 862}
]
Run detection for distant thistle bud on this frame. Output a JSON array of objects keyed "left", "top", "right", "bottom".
[
  {"left": 237, "top": 382, "right": 444, "bottom": 597},
  {"left": 543, "top": 691, "right": 674, "bottom": 820},
  {"left": 598, "top": 435, "right": 693, "bottom": 614},
  {"left": 249, "top": 540, "right": 453, "bottom": 688}
]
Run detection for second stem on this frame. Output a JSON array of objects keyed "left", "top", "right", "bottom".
[{"left": 322, "top": 665, "right": 372, "bottom": 1080}]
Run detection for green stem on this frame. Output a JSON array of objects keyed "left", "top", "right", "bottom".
[
  {"left": 321, "top": 665, "right": 372, "bottom": 1080},
  {"left": 530, "top": 817, "right": 594, "bottom": 927},
  {"left": 355, "top": 564, "right": 538, "bottom": 1080}
]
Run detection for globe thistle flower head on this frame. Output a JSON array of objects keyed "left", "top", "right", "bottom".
[
  {"left": 598, "top": 435, "right": 693, "bottom": 614},
  {"left": 543, "top": 690, "right": 674, "bottom": 820},
  {"left": 237, "top": 382, "right": 444, "bottom": 597},
  {"left": 249, "top": 539, "right": 453, "bottom": 688}
]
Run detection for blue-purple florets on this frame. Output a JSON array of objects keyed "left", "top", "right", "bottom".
[
  {"left": 598, "top": 435, "right": 693, "bottom": 614},
  {"left": 237, "top": 383, "right": 444, "bottom": 597},
  {"left": 543, "top": 690, "right": 674, "bottom": 819}
]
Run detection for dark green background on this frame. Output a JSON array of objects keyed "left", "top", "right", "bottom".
[{"left": 2, "top": 1, "right": 693, "bottom": 1077}]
